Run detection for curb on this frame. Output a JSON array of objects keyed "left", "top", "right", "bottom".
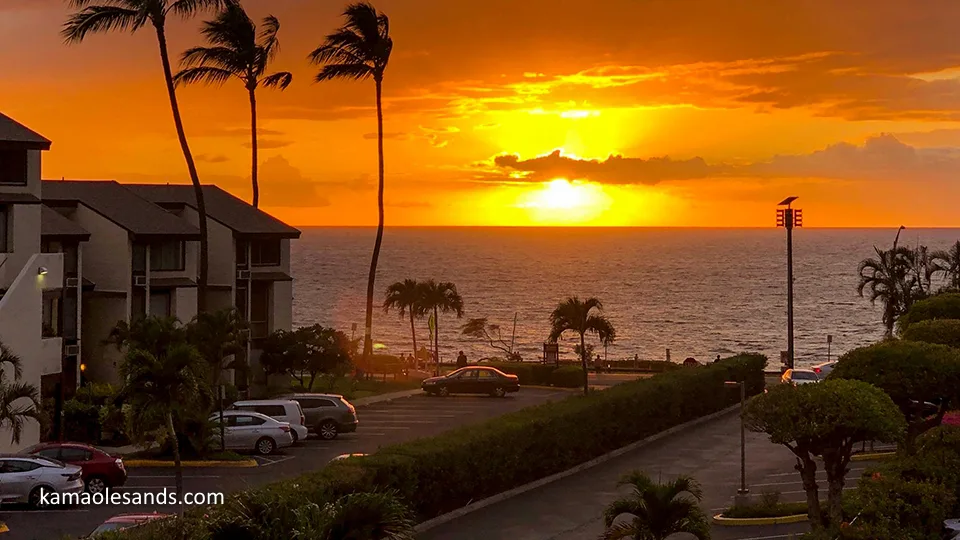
[
  {"left": 851, "top": 451, "right": 895, "bottom": 462},
  {"left": 414, "top": 402, "right": 742, "bottom": 533},
  {"left": 0, "top": 522, "right": 8, "bottom": 534},
  {"left": 712, "top": 513, "right": 808, "bottom": 526},
  {"left": 351, "top": 388, "right": 424, "bottom": 407},
  {"left": 125, "top": 459, "right": 258, "bottom": 468}
]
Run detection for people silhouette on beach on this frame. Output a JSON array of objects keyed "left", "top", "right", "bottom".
[{"left": 457, "top": 350, "right": 467, "bottom": 368}]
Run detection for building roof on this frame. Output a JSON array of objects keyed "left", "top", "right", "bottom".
[
  {"left": 126, "top": 184, "right": 301, "bottom": 239},
  {"left": 0, "top": 193, "right": 40, "bottom": 205},
  {"left": 0, "top": 113, "right": 51, "bottom": 150},
  {"left": 41, "top": 180, "right": 200, "bottom": 240},
  {"left": 41, "top": 205, "right": 91, "bottom": 240}
]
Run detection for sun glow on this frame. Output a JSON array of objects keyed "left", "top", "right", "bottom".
[{"left": 517, "top": 178, "right": 612, "bottom": 224}]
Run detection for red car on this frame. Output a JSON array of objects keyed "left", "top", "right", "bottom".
[
  {"left": 22, "top": 442, "right": 126, "bottom": 494},
  {"left": 86, "top": 513, "right": 170, "bottom": 537}
]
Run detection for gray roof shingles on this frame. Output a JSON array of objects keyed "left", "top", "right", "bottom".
[
  {"left": 42, "top": 180, "right": 200, "bottom": 239},
  {"left": 41, "top": 205, "right": 91, "bottom": 240},
  {"left": 127, "top": 184, "right": 301, "bottom": 238},
  {"left": 0, "top": 113, "right": 51, "bottom": 149}
]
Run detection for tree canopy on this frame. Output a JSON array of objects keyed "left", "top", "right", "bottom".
[
  {"left": 900, "top": 319, "right": 960, "bottom": 349},
  {"left": 897, "top": 293, "right": 960, "bottom": 333}
]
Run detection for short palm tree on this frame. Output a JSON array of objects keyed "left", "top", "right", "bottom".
[
  {"left": 309, "top": 2, "right": 393, "bottom": 362},
  {"left": 63, "top": 0, "right": 221, "bottom": 311},
  {"left": 930, "top": 241, "right": 960, "bottom": 291},
  {"left": 858, "top": 246, "right": 922, "bottom": 337},
  {"left": 383, "top": 279, "right": 425, "bottom": 363},
  {"left": 601, "top": 471, "right": 710, "bottom": 540},
  {"left": 0, "top": 343, "right": 42, "bottom": 446},
  {"left": 187, "top": 308, "right": 248, "bottom": 388},
  {"left": 548, "top": 297, "right": 615, "bottom": 396},
  {"left": 318, "top": 490, "right": 416, "bottom": 540},
  {"left": 174, "top": 2, "right": 293, "bottom": 208},
  {"left": 106, "top": 315, "right": 187, "bottom": 355},
  {"left": 119, "top": 342, "right": 207, "bottom": 516},
  {"left": 418, "top": 280, "right": 464, "bottom": 376}
]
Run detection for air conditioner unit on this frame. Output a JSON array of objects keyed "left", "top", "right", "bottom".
[
  {"left": 134, "top": 275, "right": 147, "bottom": 287},
  {"left": 64, "top": 344, "right": 80, "bottom": 356},
  {"left": 237, "top": 270, "right": 251, "bottom": 280},
  {"left": 65, "top": 277, "right": 80, "bottom": 288}
]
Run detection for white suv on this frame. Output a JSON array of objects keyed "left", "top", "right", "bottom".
[{"left": 229, "top": 400, "right": 309, "bottom": 443}]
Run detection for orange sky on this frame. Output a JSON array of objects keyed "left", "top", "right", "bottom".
[{"left": 3, "top": 0, "right": 960, "bottom": 226}]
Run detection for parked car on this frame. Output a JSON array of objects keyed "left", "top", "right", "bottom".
[
  {"left": 279, "top": 393, "right": 359, "bottom": 441},
  {"left": 811, "top": 361, "right": 837, "bottom": 377},
  {"left": 84, "top": 513, "right": 170, "bottom": 537},
  {"left": 22, "top": 442, "right": 126, "bottom": 494},
  {"left": 421, "top": 366, "right": 520, "bottom": 397},
  {"left": 228, "top": 399, "right": 309, "bottom": 443},
  {"left": 943, "top": 518, "right": 960, "bottom": 539},
  {"left": 209, "top": 411, "right": 294, "bottom": 455},
  {"left": 781, "top": 368, "right": 821, "bottom": 386},
  {"left": 0, "top": 455, "right": 83, "bottom": 507}
]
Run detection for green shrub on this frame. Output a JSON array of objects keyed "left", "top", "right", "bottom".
[
  {"left": 844, "top": 474, "right": 954, "bottom": 540},
  {"left": 899, "top": 293, "right": 960, "bottom": 332},
  {"left": 550, "top": 366, "right": 584, "bottom": 388},
  {"left": 901, "top": 319, "right": 960, "bottom": 349},
  {"left": 484, "top": 362, "right": 557, "bottom": 385},
  {"left": 119, "top": 354, "right": 766, "bottom": 538},
  {"left": 722, "top": 501, "right": 807, "bottom": 518}
]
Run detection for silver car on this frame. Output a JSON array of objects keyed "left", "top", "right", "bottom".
[
  {"left": 781, "top": 368, "right": 821, "bottom": 385},
  {"left": 209, "top": 411, "right": 294, "bottom": 455},
  {"left": 811, "top": 361, "right": 837, "bottom": 378},
  {"left": 280, "top": 393, "right": 359, "bottom": 440},
  {"left": 0, "top": 455, "right": 84, "bottom": 507}
]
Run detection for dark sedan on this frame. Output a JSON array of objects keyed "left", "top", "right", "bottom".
[{"left": 421, "top": 366, "right": 520, "bottom": 397}]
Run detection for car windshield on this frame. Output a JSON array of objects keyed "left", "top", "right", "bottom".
[{"left": 91, "top": 523, "right": 125, "bottom": 535}]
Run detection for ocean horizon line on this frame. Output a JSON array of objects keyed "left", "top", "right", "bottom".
[{"left": 290, "top": 225, "right": 960, "bottom": 230}]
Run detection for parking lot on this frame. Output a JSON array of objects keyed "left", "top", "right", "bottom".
[{"left": 1, "top": 387, "right": 573, "bottom": 540}]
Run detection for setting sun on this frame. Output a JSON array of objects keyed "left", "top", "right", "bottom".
[{"left": 515, "top": 178, "right": 612, "bottom": 224}]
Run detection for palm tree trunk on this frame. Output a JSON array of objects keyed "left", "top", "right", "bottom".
[
  {"left": 409, "top": 311, "right": 418, "bottom": 368},
  {"left": 434, "top": 306, "right": 440, "bottom": 377},
  {"left": 579, "top": 332, "right": 588, "bottom": 396},
  {"left": 249, "top": 87, "right": 259, "bottom": 208},
  {"left": 155, "top": 24, "right": 209, "bottom": 313},
  {"left": 165, "top": 410, "right": 184, "bottom": 517},
  {"left": 362, "top": 78, "right": 386, "bottom": 363}
]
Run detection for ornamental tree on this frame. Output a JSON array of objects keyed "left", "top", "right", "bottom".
[
  {"left": 900, "top": 319, "right": 960, "bottom": 349},
  {"left": 743, "top": 379, "right": 905, "bottom": 530},
  {"left": 829, "top": 340, "right": 960, "bottom": 447}
]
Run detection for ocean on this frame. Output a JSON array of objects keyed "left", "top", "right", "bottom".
[{"left": 291, "top": 227, "right": 960, "bottom": 369}]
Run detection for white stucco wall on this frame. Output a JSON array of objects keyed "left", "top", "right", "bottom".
[
  {"left": 174, "top": 286, "right": 198, "bottom": 323},
  {"left": 0, "top": 204, "right": 41, "bottom": 288},
  {"left": 0, "top": 252, "right": 63, "bottom": 452},
  {"left": 272, "top": 280, "right": 293, "bottom": 332},
  {"left": 70, "top": 205, "right": 130, "bottom": 293}
]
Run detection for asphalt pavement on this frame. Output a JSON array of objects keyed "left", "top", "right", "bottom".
[{"left": 1, "top": 387, "right": 573, "bottom": 540}]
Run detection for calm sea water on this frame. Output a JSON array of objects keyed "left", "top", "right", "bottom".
[{"left": 291, "top": 228, "right": 960, "bottom": 369}]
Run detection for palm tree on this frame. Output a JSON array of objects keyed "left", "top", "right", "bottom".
[
  {"left": 309, "top": 2, "right": 393, "bottom": 363},
  {"left": 106, "top": 315, "right": 187, "bottom": 355},
  {"left": 317, "top": 490, "right": 416, "bottom": 540},
  {"left": 63, "top": 0, "right": 221, "bottom": 312},
  {"left": 548, "top": 297, "right": 615, "bottom": 396},
  {"left": 418, "top": 280, "right": 464, "bottom": 376},
  {"left": 186, "top": 308, "right": 248, "bottom": 388},
  {"left": 173, "top": 2, "right": 293, "bottom": 208},
  {"left": 0, "top": 343, "right": 43, "bottom": 446},
  {"left": 601, "top": 470, "right": 710, "bottom": 540},
  {"left": 119, "top": 342, "right": 206, "bottom": 516},
  {"left": 930, "top": 241, "right": 960, "bottom": 291},
  {"left": 383, "top": 279, "right": 424, "bottom": 364}
]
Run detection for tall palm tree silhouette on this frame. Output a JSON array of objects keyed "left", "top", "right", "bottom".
[
  {"left": 62, "top": 0, "right": 221, "bottom": 311},
  {"left": 309, "top": 2, "right": 393, "bottom": 362},
  {"left": 174, "top": 2, "right": 293, "bottom": 208},
  {"left": 383, "top": 279, "right": 425, "bottom": 364},
  {"left": 549, "top": 297, "right": 615, "bottom": 396}
]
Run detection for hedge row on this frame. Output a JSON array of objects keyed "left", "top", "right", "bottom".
[
  {"left": 483, "top": 359, "right": 682, "bottom": 386},
  {"left": 119, "top": 353, "right": 767, "bottom": 539}
]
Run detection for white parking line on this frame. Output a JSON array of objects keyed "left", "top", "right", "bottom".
[
  {"left": 767, "top": 467, "right": 864, "bottom": 478},
  {"left": 361, "top": 419, "right": 436, "bottom": 424},
  {"left": 359, "top": 413, "right": 459, "bottom": 417},
  {"left": 357, "top": 426, "right": 410, "bottom": 430},
  {"left": 129, "top": 475, "right": 221, "bottom": 479},
  {"left": 257, "top": 455, "right": 295, "bottom": 467}
]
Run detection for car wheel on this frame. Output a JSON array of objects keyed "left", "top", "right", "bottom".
[
  {"left": 491, "top": 386, "right": 506, "bottom": 398},
  {"left": 290, "top": 429, "right": 299, "bottom": 443},
  {"left": 85, "top": 476, "right": 107, "bottom": 495},
  {"left": 29, "top": 486, "right": 51, "bottom": 508},
  {"left": 255, "top": 437, "right": 277, "bottom": 455},
  {"left": 438, "top": 386, "right": 450, "bottom": 397},
  {"left": 319, "top": 421, "right": 338, "bottom": 440}
]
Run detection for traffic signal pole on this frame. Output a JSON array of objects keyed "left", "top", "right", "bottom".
[{"left": 777, "top": 198, "right": 801, "bottom": 370}]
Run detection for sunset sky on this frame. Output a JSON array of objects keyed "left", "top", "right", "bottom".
[{"left": 3, "top": 0, "right": 960, "bottom": 226}]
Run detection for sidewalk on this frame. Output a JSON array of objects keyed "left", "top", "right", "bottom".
[{"left": 418, "top": 409, "right": 803, "bottom": 540}]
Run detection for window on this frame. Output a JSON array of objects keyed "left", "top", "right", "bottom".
[
  {"left": 150, "top": 292, "right": 171, "bottom": 318},
  {"left": 232, "top": 415, "right": 266, "bottom": 427},
  {"left": 133, "top": 241, "right": 184, "bottom": 272},
  {"left": 0, "top": 205, "right": 9, "bottom": 253},
  {"left": 36, "top": 448, "right": 60, "bottom": 460},
  {"left": 0, "top": 149, "right": 28, "bottom": 185},
  {"left": 60, "top": 448, "right": 91, "bottom": 462},
  {"left": 42, "top": 293, "right": 61, "bottom": 338},
  {"left": 297, "top": 398, "right": 336, "bottom": 409},
  {"left": 0, "top": 460, "right": 41, "bottom": 473},
  {"left": 478, "top": 370, "right": 495, "bottom": 379},
  {"left": 251, "top": 240, "right": 281, "bottom": 266},
  {"left": 41, "top": 240, "right": 61, "bottom": 254},
  {"left": 236, "top": 241, "right": 248, "bottom": 267},
  {"left": 249, "top": 405, "right": 285, "bottom": 417}
]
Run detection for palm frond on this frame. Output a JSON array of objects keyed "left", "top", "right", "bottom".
[
  {"left": 174, "top": 66, "right": 236, "bottom": 87},
  {"left": 258, "top": 15, "right": 281, "bottom": 59},
  {"left": 599, "top": 521, "right": 645, "bottom": 540},
  {"left": 0, "top": 380, "right": 42, "bottom": 445},
  {"left": 180, "top": 45, "right": 244, "bottom": 71},
  {"left": 260, "top": 71, "right": 293, "bottom": 90},
  {"left": 315, "top": 63, "right": 374, "bottom": 82},
  {"left": 62, "top": 5, "right": 145, "bottom": 43},
  {"left": 0, "top": 343, "right": 23, "bottom": 380},
  {"left": 167, "top": 0, "right": 226, "bottom": 19}
]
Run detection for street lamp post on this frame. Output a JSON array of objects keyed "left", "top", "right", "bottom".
[
  {"left": 776, "top": 197, "right": 802, "bottom": 370},
  {"left": 725, "top": 380, "right": 748, "bottom": 497}
]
